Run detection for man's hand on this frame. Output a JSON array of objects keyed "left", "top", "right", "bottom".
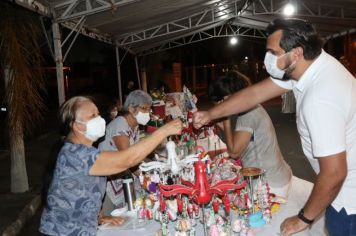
[
  {"left": 193, "top": 111, "right": 211, "bottom": 129},
  {"left": 280, "top": 215, "right": 309, "bottom": 236}
]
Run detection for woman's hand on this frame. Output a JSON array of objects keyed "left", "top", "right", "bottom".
[
  {"left": 161, "top": 118, "right": 183, "bottom": 136},
  {"left": 100, "top": 215, "right": 125, "bottom": 226}
]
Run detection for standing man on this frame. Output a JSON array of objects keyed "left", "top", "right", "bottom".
[{"left": 193, "top": 18, "right": 356, "bottom": 236}]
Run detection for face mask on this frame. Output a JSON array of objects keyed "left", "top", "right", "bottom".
[
  {"left": 110, "top": 111, "right": 118, "bottom": 118},
  {"left": 135, "top": 111, "right": 150, "bottom": 125},
  {"left": 264, "top": 51, "right": 295, "bottom": 80},
  {"left": 76, "top": 116, "right": 106, "bottom": 141}
]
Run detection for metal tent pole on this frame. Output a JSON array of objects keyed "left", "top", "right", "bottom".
[
  {"left": 52, "top": 22, "right": 66, "bottom": 105},
  {"left": 141, "top": 68, "right": 147, "bottom": 92},
  {"left": 134, "top": 56, "right": 141, "bottom": 89},
  {"left": 115, "top": 45, "right": 123, "bottom": 104}
]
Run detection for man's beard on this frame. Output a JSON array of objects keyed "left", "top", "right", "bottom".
[{"left": 280, "top": 57, "right": 296, "bottom": 81}]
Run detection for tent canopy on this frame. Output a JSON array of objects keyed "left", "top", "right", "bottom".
[{"left": 32, "top": 0, "right": 356, "bottom": 55}]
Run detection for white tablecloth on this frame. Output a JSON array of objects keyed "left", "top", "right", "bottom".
[{"left": 97, "top": 177, "right": 326, "bottom": 236}]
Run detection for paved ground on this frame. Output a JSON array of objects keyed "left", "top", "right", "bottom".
[
  {"left": 0, "top": 110, "right": 60, "bottom": 235},
  {"left": 0, "top": 98, "right": 316, "bottom": 235}
]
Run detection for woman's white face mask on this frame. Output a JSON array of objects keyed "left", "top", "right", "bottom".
[
  {"left": 264, "top": 51, "right": 296, "bottom": 80},
  {"left": 110, "top": 110, "right": 118, "bottom": 118},
  {"left": 76, "top": 116, "right": 106, "bottom": 141},
  {"left": 135, "top": 111, "right": 150, "bottom": 125}
]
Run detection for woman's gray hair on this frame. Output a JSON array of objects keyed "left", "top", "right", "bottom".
[
  {"left": 123, "top": 90, "right": 152, "bottom": 112},
  {"left": 59, "top": 96, "right": 92, "bottom": 136}
]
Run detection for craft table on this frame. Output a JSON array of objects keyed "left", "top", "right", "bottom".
[{"left": 97, "top": 177, "right": 326, "bottom": 236}]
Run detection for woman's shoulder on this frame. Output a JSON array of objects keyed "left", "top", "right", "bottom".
[
  {"left": 234, "top": 105, "right": 270, "bottom": 129},
  {"left": 58, "top": 142, "right": 100, "bottom": 169},
  {"left": 238, "top": 105, "right": 267, "bottom": 118},
  {"left": 252, "top": 105, "right": 269, "bottom": 116},
  {"left": 60, "top": 142, "right": 99, "bottom": 157},
  {"left": 108, "top": 116, "right": 130, "bottom": 130}
]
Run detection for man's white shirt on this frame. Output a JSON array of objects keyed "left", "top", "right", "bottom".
[{"left": 271, "top": 50, "right": 356, "bottom": 214}]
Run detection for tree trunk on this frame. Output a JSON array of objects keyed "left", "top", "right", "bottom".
[
  {"left": 1, "top": 7, "right": 44, "bottom": 194},
  {"left": 10, "top": 124, "right": 29, "bottom": 193},
  {"left": 5, "top": 68, "right": 29, "bottom": 193}
]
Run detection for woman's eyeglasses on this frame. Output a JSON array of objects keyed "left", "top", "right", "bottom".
[{"left": 139, "top": 106, "right": 151, "bottom": 112}]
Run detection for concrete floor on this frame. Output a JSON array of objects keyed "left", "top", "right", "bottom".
[
  {"left": 0, "top": 99, "right": 316, "bottom": 235},
  {"left": 265, "top": 105, "right": 315, "bottom": 182}
]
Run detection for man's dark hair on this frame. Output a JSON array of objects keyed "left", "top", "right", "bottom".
[
  {"left": 266, "top": 18, "right": 324, "bottom": 60},
  {"left": 209, "top": 72, "right": 250, "bottom": 103}
]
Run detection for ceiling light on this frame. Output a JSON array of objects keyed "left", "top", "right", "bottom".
[
  {"left": 230, "top": 37, "right": 238, "bottom": 45},
  {"left": 283, "top": 3, "right": 295, "bottom": 16}
]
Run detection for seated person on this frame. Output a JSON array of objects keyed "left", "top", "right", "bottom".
[
  {"left": 99, "top": 90, "right": 152, "bottom": 215},
  {"left": 209, "top": 72, "right": 292, "bottom": 197},
  {"left": 104, "top": 99, "right": 122, "bottom": 123},
  {"left": 40, "top": 96, "right": 182, "bottom": 236}
]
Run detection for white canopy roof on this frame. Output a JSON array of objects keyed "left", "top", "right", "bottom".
[
  {"left": 10, "top": 0, "right": 356, "bottom": 105},
  {"left": 15, "top": 0, "right": 356, "bottom": 54},
  {"left": 24, "top": 0, "right": 356, "bottom": 54}
]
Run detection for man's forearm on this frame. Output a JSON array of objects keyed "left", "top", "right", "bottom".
[
  {"left": 209, "top": 79, "right": 285, "bottom": 121},
  {"left": 302, "top": 153, "right": 347, "bottom": 221},
  {"left": 302, "top": 171, "right": 345, "bottom": 221},
  {"left": 209, "top": 88, "right": 257, "bottom": 121}
]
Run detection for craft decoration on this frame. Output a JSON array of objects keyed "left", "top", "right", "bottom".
[
  {"left": 135, "top": 96, "right": 276, "bottom": 236},
  {"left": 158, "top": 152, "right": 247, "bottom": 236},
  {"left": 165, "top": 93, "right": 185, "bottom": 119},
  {"left": 159, "top": 153, "right": 247, "bottom": 205},
  {"left": 240, "top": 167, "right": 267, "bottom": 228},
  {"left": 183, "top": 86, "right": 198, "bottom": 112},
  {"left": 139, "top": 141, "right": 199, "bottom": 176}
]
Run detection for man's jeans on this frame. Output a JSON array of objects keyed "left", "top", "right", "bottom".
[{"left": 326, "top": 206, "right": 356, "bottom": 236}]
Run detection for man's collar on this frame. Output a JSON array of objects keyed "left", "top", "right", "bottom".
[{"left": 294, "top": 50, "right": 326, "bottom": 92}]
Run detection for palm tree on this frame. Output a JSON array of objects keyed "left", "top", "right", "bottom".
[{"left": 0, "top": 3, "right": 45, "bottom": 193}]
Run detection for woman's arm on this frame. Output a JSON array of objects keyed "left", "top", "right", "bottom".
[
  {"left": 113, "top": 135, "right": 130, "bottom": 150},
  {"left": 89, "top": 119, "right": 182, "bottom": 176},
  {"left": 222, "top": 118, "right": 252, "bottom": 158}
]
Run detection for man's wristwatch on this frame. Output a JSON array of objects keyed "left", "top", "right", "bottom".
[{"left": 297, "top": 208, "right": 314, "bottom": 225}]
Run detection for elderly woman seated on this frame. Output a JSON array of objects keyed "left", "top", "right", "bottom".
[
  {"left": 99, "top": 90, "right": 153, "bottom": 215},
  {"left": 39, "top": 96, "right": 182, "bottom": 236}
]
